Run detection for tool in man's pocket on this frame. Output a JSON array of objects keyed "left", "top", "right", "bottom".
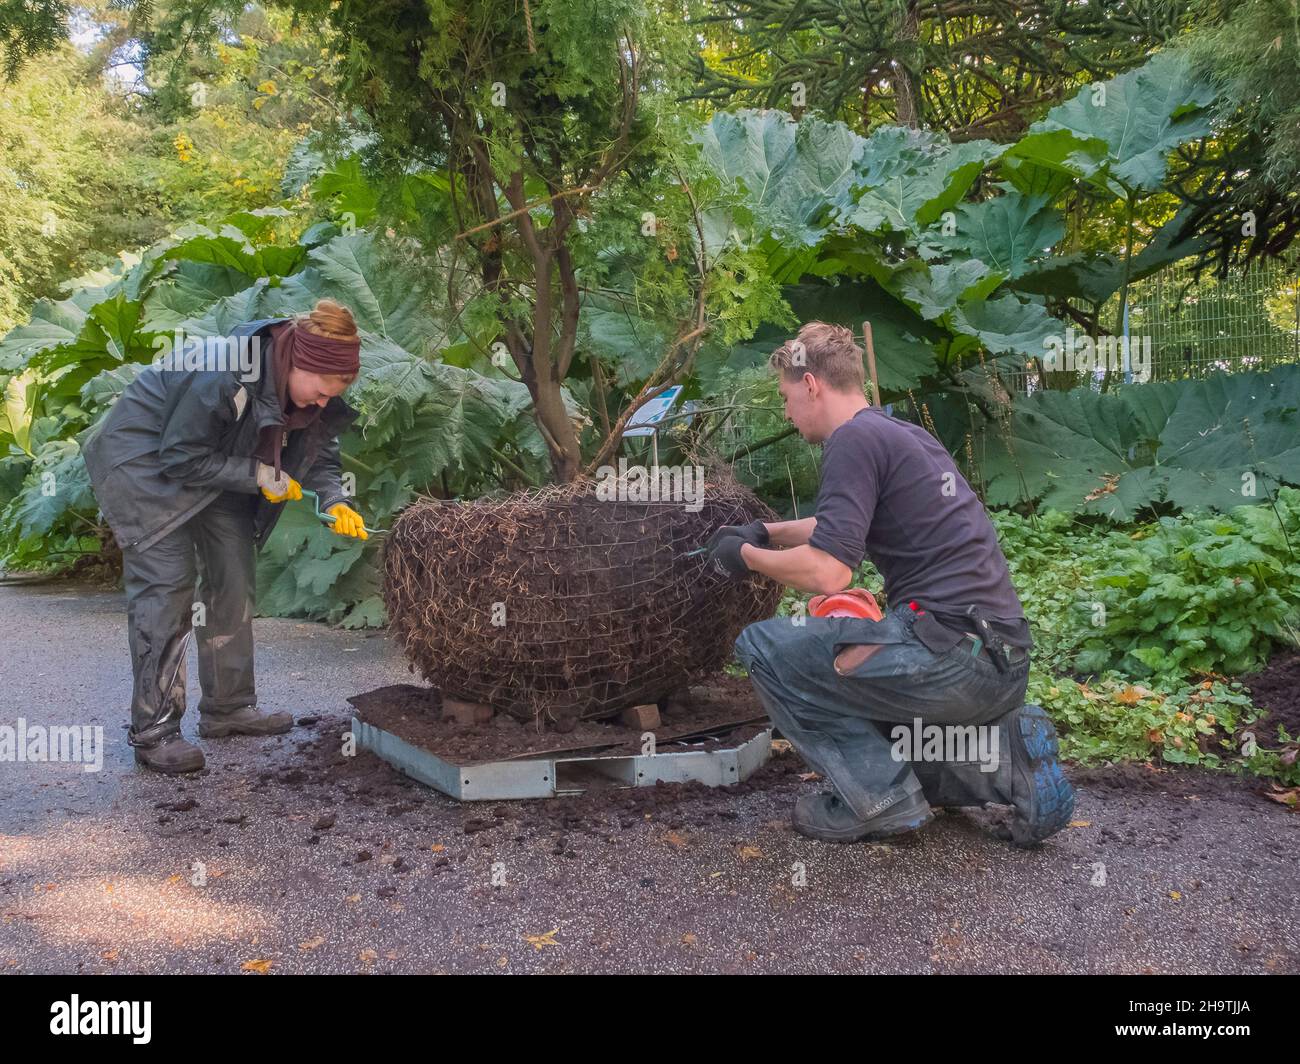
[{"left": 909, "top": 601, "right": 1025, "bottom": 672}]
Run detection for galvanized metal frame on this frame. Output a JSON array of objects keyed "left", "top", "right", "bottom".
[{"left": 352, "top": 716, "right": 772, "bottom": 801}]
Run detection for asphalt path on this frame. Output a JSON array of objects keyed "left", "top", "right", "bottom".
[{"left": 1, "top": 581, "right": 1296, "bottom": 974}]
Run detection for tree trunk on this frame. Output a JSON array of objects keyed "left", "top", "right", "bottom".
[
  {"left": 532, "top": 373, "right": 582, "bottom": 482},
  {"left": 894, "top": 0, "right": 921, "bottom": 128}
]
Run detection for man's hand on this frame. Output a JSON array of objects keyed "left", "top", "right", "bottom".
[
  {"left": 256, "top": 463, "right": 302, "bottom": 503},
  {"left": 706, "top": 535, "right": 750, "bottom": 580},
  {"left": 706, "top": 519, "right": 769, "bottom": 552},
  {"left": 326, "top": 503, "right": 368, "bottom": 540}
]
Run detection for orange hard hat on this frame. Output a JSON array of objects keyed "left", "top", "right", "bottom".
[{"left": 808, "top": 590, "right": 884, "bottom": 621}]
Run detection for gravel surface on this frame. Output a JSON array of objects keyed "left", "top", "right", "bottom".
[{"left": 1, "top": 580, "right": 1296, "bottom": 974}]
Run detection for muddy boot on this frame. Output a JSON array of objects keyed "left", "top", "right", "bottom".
[
  {"left": 198, "top": 706, "right": 294, "bottom": 738},
  {"left": 992, "top": 703, "right": 1074, "bottom": 847},
  {"left": 792, "top": 787, "right": 934, "bottom": 843},
  {"left": 134, "top": 735, "right": 205, "bottom": 775}
]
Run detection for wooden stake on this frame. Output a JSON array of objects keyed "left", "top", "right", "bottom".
[{"left": 862, "top": 321, "right": 880, "bottom": 407}]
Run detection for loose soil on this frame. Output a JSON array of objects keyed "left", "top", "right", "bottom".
[
  {"left": 348, "top": 676, "right": 769, "bottom": 764},
  {"left": 1242, "top": 649, "right": 1300, "bottom": 742}
]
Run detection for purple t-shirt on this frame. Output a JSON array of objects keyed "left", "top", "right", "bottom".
[{"left": 808, "top": 407, "right": 1031, "bottom": 647}]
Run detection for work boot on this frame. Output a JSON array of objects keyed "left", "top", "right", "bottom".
[
  {"left": 134, "top": 735, "right": 205, "bottom": 775},
  {"left": 198, "top": 706, "right": 294, "bottom": 738},
  {"left": 992, "top": 703, "right": 1075, "bottom": 847},
  {"left": 792, "top": 788, "right": 934, "bottom": 843}
]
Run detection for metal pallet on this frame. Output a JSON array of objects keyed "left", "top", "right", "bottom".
[{"left": 351, "top": 717, "right": 771, "bottom": 801}]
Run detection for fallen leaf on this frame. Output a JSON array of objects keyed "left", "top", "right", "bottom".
[
  {"left": 738, "top": 845, "right": 764, "bottom": 861},
  {"left": 1169, "top": 891, "right": 1182, "bottom": 900},
  {"left": 681, "top": 932, "right": 697, "bottom": 946},
  {"left": 358, "top": 949, "right": 378, "bottom": 964},
  {"left": 1115, "top": 687, "right": 1144, "bottom": 705},
  {"left": 166, "top": 874, "right": 182, "bottom": 885},
  {"left": 430, "top": 844, "right": 445, "bottom": 853},
  {"left": 664, "top": 831, "right": 687, "bottom": 849},
  {"left": 1069, "top": 820, "right": 1091, "bottom": 828},
  {"left": 298, "top": 937, "right": 326, "bottom": 951},
  {"left": 524, "top": 928, "right": 560, "bottom": 950},
  {"left": 1085, "top": 474, "right": 1120, "bottom": 501},
  {"left": 797, "top": 771, "right": 821, "bottom": 782},
  {"left": 240, "top": 959, "right": 273, "bottom": 974},
  {"left": 345, "top": 893, "right": 362, "bottom": 903}
]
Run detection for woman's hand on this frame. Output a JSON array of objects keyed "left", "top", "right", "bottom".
[
  {"left": 256, "top": 463, "right": 302, "bottom": 503},
  {"left": 326, "top": 503, "right": 368, "bottom": 540}
]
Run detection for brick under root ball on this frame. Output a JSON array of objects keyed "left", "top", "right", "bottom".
[{"left": 382, "top": 468, "right": 782, "bottom": 729}]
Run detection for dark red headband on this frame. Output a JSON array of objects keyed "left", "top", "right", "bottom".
[{"left": 286, "top": 321, "right": 361, "bottom": 376}]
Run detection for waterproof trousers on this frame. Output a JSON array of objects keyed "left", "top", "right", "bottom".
[{"left": 121, "top": 492, "right": 258, "bottom": 748}]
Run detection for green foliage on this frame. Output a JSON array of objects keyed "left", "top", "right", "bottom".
[
  {"left": 1074, "top": 491, "right": 1300, "bottom": 679},
  {"left": 988, "top": 508, "right": 1116, "bottom": 675},
  {"left": 0, "top": 13, "right": 340, "bottom": 336},
  {"left": 0, "top": 0, "right": 68, "bottom": 79},
  {"left": 1172, "top": 0, "right": 1300, "bottom": 267},
  {"left": 0, "top": 197, "right": 557, "bottom": 621},
  {"left": 975, "top": 365, "right": 1300, "bottom": 518},
  {"left": 697, "top": 53, "right": 1219, "bottom": 405},
  {"left": 1026, "top": 668, "right": 1300, "bottom": 784},
  {"left": 0, "top": 44, "right": 137, "bottom": 334},
  {"left": 985, "top": 506, "right": 1300, "bottom": 783},
  {"left": 1014, "top": 52, "right": 1217, "bottom": 196}
]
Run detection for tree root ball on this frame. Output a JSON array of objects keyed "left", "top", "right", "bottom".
[{"left": 382, "top": 469, "right": 782, "bottom": 727}]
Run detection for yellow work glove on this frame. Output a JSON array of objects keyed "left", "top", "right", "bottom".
[
  {"left": 327, "top": 503, "right": 368, "bottom": 540},
  {"left": 256, "top": 463, "right": 302, "bottom": 503}
]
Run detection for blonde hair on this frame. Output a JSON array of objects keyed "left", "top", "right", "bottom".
[
  {"left": 297, "top": 299, "right": 359, "bottom": 382},
  {"left": 769, "top": 321, "right": 865, "bottom": 393},
  {"left": 299, "top": 298, "right": 359, "bottom": 342}
]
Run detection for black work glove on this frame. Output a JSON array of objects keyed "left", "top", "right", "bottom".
[
  {"left": 705, "top": 519, "right": 769, "bottom": 552},
  {"left": 707, "top": 535, "right": 750, "bottom": 580}
]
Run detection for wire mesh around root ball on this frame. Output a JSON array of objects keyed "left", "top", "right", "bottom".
[{"left": 382, "top": 466, "right": 782, "bottom": 728}]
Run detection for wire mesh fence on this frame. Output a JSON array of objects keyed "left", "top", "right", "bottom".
[{"left": 1000, "top": 256, "right": 1300, "bottom": 395}]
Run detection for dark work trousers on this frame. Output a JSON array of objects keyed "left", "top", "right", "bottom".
[
  {"left": 734, "top": 603, "right": 1031, "bottom": 820},
  {"left": 122, "top": 491, "right": 259, "bottom": 748}
]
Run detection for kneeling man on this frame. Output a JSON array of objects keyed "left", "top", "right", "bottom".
[{"left": 709, "top": 322, "right": 1073, "bottom": 846}]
